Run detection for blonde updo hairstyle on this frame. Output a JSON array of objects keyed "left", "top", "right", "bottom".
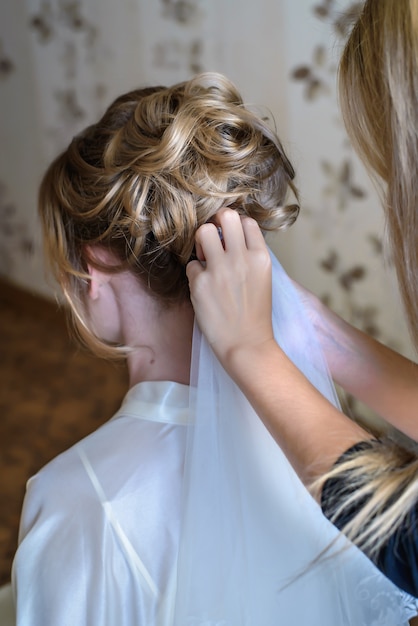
[{"left": 39, "top": 72, "right": 298, "bottom": 356}]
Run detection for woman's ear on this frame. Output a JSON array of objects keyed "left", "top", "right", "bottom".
[
  {"left": 85, "top": 245, "right": 114, "bottom": 301},
  {"left": 86, "top": 264, "right": 108, "bottom": 301}
]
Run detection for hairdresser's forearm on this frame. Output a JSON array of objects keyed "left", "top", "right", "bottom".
[
  {"left": 224, "top": 337, "right": 369, "bottom": 484},
  {"left": 313, "top": 298, "right": 418, "bottom": 441}
]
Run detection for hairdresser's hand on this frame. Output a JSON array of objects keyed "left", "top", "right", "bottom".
[{"left": 186, "top": 209, "right": 275, "bottom": 368}]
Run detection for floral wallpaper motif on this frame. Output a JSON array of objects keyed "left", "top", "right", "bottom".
[
  {"left": 0, "top": 0, "right": 208, "bottom": 292},
  {"left": 152, "top": 0, "right": 205, "bottom": 76},
  {"left": 320, "top": 158, "right": 367, "bottom": 210},
  {"left": 30, "top": 1, "right": 98, "bottom": 45},
  {"left": 0, "top": 0, "right": 411, "bottom": 423},
  {"left": 0, "top": 40, "right": 14, "bottom": 78},
  {"left": 153, "top": 39, "right": 203, "bottom": 74},
  {"left": 160, "top": 0, "right": 198, "bottom": 25},
  {"left": 28, "top": 0, "right": 107, "bottom": 154},
  {"left": 0, "top": 0, "right": 109, "bottom": 291},
  {"left": 289, "top": 0, "right": 409, "bottom": 425},
  {"left": 290, "top": 0, "right": 364, "bottom": 102},
  {"left": 0, "top": 183, "right": 34, "bottom": 276},
  {"left": 0, "top": 36, "right": 34, "bottom": 282}
]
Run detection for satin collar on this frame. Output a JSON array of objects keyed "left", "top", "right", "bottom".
[{"left": 111, "top": 380, "right": 190, "bottom": 426}]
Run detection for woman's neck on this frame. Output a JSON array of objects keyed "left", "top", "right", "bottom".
[
  {"left": 86, "top": 259, "right": 194, "bottom": 387},
  {"left": 123, "top": 296, "right": 195, "bottom": 388}
]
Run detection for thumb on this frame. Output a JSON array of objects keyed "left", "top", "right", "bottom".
[{"left": 186, "top": 258, "right": 204, "bottom": 285}]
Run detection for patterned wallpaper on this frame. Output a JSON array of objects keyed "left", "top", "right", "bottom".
[
  {"left": 0, "top": 1, "right": 412, "bottom": 419},
  {"left": 0, "top": 31, "right": 34, "bottom": 275},
  {"left": 282, "top": 0, "right": 412, "bottom": 423},
  {"left": 290, "top": 0, "right": 381, "bottom": 338}
]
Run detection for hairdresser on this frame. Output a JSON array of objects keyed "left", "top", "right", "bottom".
[{"left": 187, "top": 0, "right": 418, "bottom": 599}]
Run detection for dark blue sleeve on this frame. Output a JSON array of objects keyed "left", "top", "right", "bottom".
[
  {"left": 321, "top": 442, "right": 418, "bottom": 598},
  {"left": 374, "top": 503, "right": 418, "bottom": 597}
]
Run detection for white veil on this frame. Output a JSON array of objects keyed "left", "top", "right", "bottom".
[{"left": 173, "top": 250, "right": 410, "bottom": 625}]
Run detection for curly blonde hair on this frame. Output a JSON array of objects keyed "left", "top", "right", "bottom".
[{"left": 39, "top": 72, "right": 298, "bottom": 354}]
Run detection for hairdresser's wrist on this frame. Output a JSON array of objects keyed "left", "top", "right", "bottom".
[{"left": 221, "top": 336, "right": 279, "bottom": 389}]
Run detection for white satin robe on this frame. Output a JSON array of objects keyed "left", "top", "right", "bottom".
[
  {"left": 13, "top": 381, "right": 189, "bottom": 626},
  {"left": 12, "top": 379, "right": 417, "bottom": 625},
  {"left": 12, "top": 252, "right": 418, "bottom": 625}
]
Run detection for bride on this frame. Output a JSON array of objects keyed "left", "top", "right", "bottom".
[{"left": 12, "top": 72, "right": 417, "bottom": 625}]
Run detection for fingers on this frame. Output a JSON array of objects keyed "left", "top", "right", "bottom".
[
  {"left": 215, "top": 209, "right": 267, "bottom": 254},
  {"left": 216, "top": 209, "right": 247, "bottom": 255},
  {"left": 195, "top": 239, "right": 205, "bottom": 263},
  {"left": 193, "top": 222, "right": 224, "bottom": 269},
  {"left": 241, "top": 215, "right": 267, "bottom": 251},
  {"left": 191, "top": 208, "right": 268, "bottom": 271},
  {"left": 185, "top": 258, "right": 203, "bottom": 283}
]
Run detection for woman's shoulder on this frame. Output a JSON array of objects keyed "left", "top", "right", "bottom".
[
  {"left": 18, "top": 424, "right": 110, "bottom": 538},
  {"left": 321, "top": 440, "right": 418, "bottom": 598},
  {"left": 19, "top": 403, "right": 186, "bottom": 539},
  {"left": 376, "top": 501, "right": 418, "bottom": 599}
]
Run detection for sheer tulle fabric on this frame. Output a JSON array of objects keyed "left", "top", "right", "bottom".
[
  {"left": 13, "top": 252, "right": 414, "bottom": 625},
  {"left": 174, "top": 251, "right": 410, "bottom": 625}
]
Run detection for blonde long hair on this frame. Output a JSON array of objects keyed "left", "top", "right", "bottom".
[
  {"left": 39, "top": 72, "right": 298, "bottom": 357},
  {"left": 317, "top": 0, "right": 418, "bottom": 557}
]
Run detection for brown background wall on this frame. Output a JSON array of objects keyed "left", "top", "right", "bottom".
[{"left": 0, "top": 279, "right": 127, "bottom": 585}]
